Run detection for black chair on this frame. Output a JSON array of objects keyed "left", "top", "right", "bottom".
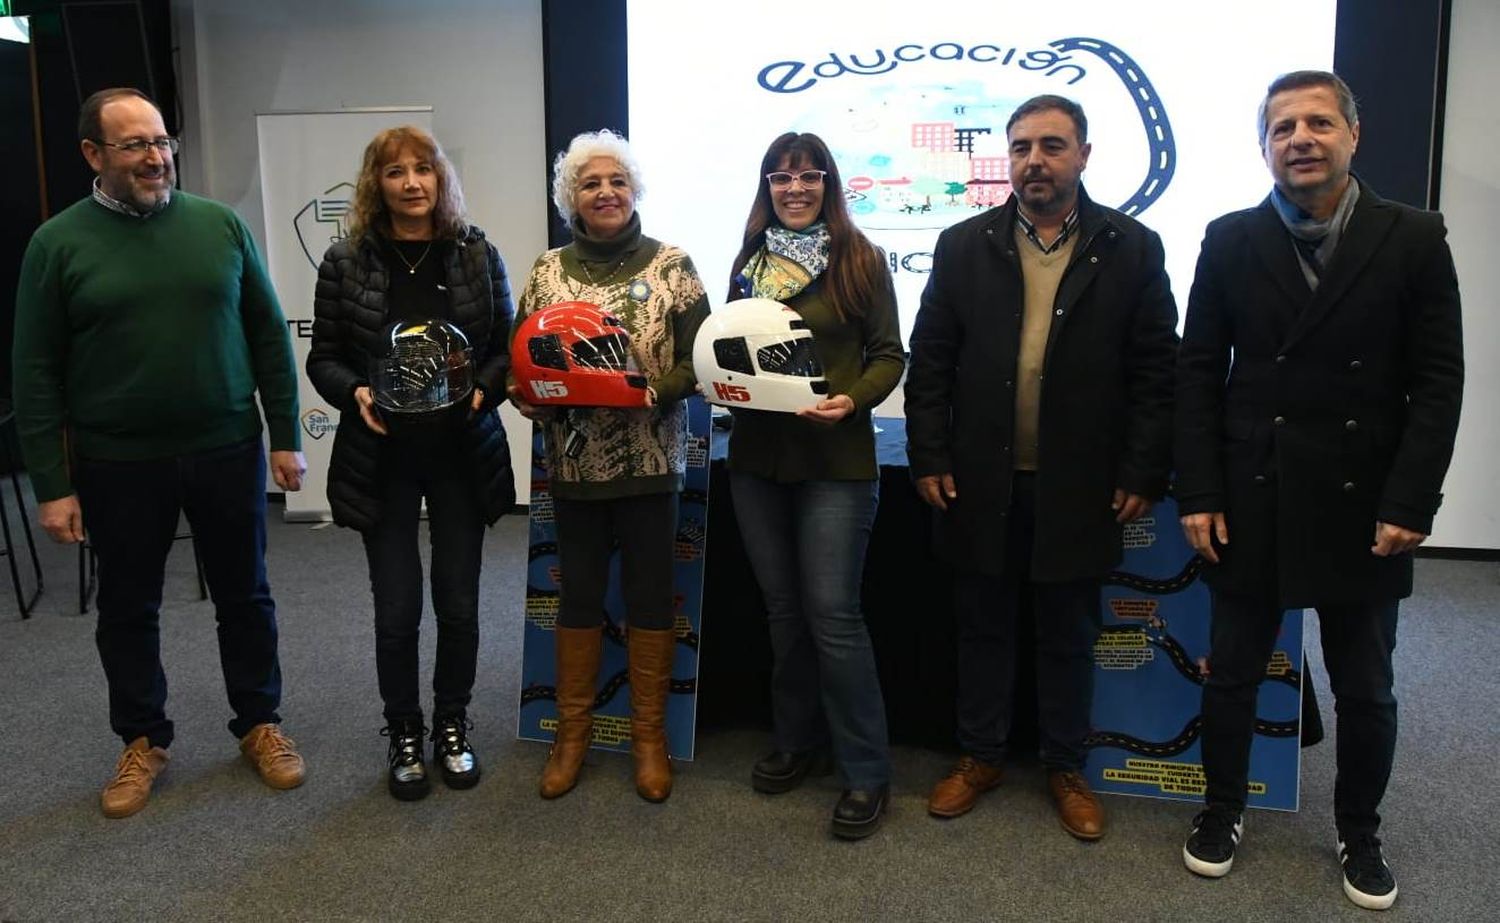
[
  {"left": 79, "top": 531, "right": 207, "bottom": 615},
  {"left": 0, "top": 407, "right": 44, "bottom": 619}
]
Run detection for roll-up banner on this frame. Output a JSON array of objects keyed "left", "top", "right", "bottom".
[
  {"left": 516, "top": 397, "right": 713, "bottom": 759},
  {"left": 1087, "top": 497, "right": 1305, "bottom": 811}
]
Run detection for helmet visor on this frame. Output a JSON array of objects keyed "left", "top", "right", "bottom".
[
  {"left": 755, "top": 338, "right": 824, "bottom": 378},
  {"left": 370, "top": 342, "right": 474, "bottom": 412},
  {"left": 570, "top": 332, "right": 641, "bottom": 374}
]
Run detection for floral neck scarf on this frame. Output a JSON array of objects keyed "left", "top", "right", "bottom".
[{"left": 736, "top": 221, "right": 831, "bottom": 301}]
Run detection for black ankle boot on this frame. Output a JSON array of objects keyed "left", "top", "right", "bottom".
[
  {"left": 431, "top": 715, "right": 481, "bottom": 790},
  {"left": 832, "top": 784, "right": 890, "bottom": 840},
  {"left": 752, "top": 748, "right": 831, "bottom": 794},
  {"left": 381, "top": 719, "right": 430, "bottom": 801}
]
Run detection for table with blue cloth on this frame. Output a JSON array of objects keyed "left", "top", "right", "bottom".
[{"left": 694, "top": 416, "right": 1322, "bottom": 756}]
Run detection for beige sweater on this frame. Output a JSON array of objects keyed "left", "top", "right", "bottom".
[{"left": 1013, "top": 226, "right": 1076, "bottom": 471}]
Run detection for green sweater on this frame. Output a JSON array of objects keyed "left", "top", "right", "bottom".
[
  {"left": 12, "top": 192, "right": 301, "bottom": 502},
  {"left": 727, "top": 272, "right": 906, "bottom": 482}
]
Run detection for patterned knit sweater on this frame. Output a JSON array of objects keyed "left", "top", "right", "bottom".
[{"left": 514, "top": 218, "right": 709, "bottom": 500}]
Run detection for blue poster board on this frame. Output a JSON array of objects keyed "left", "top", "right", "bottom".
[
  {"left": 1085, "top": 497, "right": 1304, "bottom": 811},
  {"left": 516, "top": 396, "right": 712, "bottom": 759}
]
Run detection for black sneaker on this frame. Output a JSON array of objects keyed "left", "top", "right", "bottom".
[
  {"left": 431, "top": 715, "right": 481, "bottom": 790},
  {"left": 1183, "top": 807, "right": 1244, "bottom": 877},
  {"left": 380, "top": 720, "right": 430, "bottom": 801},
  {"left": 1338, "top": 833, "right": 1398, "bottom": 910},
  {"left": 751, "top": 749, "right": 830, "bottom": 795}
]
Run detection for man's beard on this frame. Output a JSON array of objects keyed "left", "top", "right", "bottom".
[
  {"left": 129, "top": 185, "right": 173, "bottom": 215},
  {"left": 1018, "top": 177, "right": 1074, "bottom": 217}
]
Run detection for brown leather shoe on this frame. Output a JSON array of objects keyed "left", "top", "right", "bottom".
[
  {"left": 540, "top": 625, "right": 602, "bottom": 799},
  {"left": 1048, "top": 770, "right": 1105, "bottom": 840},
  {"left": 927, "top": 755, "right": 1003, "bottom": 818},
  {"left": 240, "top": 723, "right": 306, "bottom": 790},
  {"left": 628, "top": 626, "right": 677, "bottom": 803},
  {"left": 101, "top": 737, "right": 169, "bottom": 819}
]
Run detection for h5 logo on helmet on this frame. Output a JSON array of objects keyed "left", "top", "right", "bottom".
[
  {"left": 712, "top": 382, "right": 751, "bottom": 403},
  {"left": 531, "top": 380, "right": 570, "bottom": 400}
]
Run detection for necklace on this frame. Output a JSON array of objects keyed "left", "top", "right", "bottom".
[
  {"left": 392, "top": 240, "right": 434, "bottom": 275},
  {"left": 578, "top": 254, "right": 630, "bottom": 287}
]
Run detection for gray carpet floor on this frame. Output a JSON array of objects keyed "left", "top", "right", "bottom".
[{"left": 1, "top": 499, "right": 1496, "bottom": 922}]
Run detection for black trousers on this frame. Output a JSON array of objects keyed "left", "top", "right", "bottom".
[
  {"left": 361, "top": 442, "right": 484, "bottom": 724},
  {"left": 1202, "top": 590, "right": 1398, "bottom": 836},
  {"left": 75, "top": 438, "right": 281, "bottom": 749},
  {"left": 552, "top": 491, "right": 677, "bottom": 631},
  {"left": 953, "top": 473, "right": 1103, "bottom": 771}
]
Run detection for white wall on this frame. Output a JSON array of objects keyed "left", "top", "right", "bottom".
[
  {"left": 166, "top": 0, "right": 1497, "bottom": 545},
  {"left": 172, "top": 0, "right": 547, "bottom": 503},
  {"left": 1434, "top": 0, "right": 1500, "bottom": 549}
]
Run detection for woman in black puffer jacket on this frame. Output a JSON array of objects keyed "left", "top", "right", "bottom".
[{"left": 307, "top": 125, "right": 514, "bottom": 801}]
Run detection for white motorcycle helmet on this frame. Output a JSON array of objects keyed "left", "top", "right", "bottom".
[{"left": 693, "top": 298, "right": 830, "bottom": 413}]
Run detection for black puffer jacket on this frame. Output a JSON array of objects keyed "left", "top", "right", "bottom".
[{"left": 307, "top": 226, "right": 515, "bottom": 531}]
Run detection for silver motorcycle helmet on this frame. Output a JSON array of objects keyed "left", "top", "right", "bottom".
[{"left": 368, "top": 320, "right": 475, "bottom": 438}]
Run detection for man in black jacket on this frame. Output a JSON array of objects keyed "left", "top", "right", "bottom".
[
  {"left": 905, "top": 95, "right": 1179, "bottom": 840},
  {"left": 1175, "top": 71, "right": 1463, "bottom": 911}
]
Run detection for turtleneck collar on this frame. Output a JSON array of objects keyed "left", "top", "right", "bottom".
[{"left": 570, "top": 211, "right": 643, "bottom": 263}]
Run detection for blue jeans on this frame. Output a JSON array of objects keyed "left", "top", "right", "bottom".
[
  {"left": 730, "top": 473, "right": 890, "bottom": 789},
  {"left": 74, "top": 438, "right": 282, "bottom": 748}
]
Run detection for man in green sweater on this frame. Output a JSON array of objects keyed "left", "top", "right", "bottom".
[{"left": 12, "top": 88, "right": 308, "bottom": 818}]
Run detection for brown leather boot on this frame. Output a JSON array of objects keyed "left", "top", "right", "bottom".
[
  {"left": 539, "top": 626, "right": 602, "bottom": 799},
  {"left": 628, "top": 626, "right": 677, "bottom": 803}
]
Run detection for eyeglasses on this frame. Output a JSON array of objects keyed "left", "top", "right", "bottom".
[
  {"left": 765, "top": 170, "right": 827, "bottom": 189},
  {"left": 92, "top": 137, "right": 179, "bottom": 155}
]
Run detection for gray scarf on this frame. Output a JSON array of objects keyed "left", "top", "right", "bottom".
[{"left": 1270, "top": 178, "right": 1360, "bottom": 290}]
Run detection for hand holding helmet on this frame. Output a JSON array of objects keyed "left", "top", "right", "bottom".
[
  {"left": 353, "top": 385, "right": 389, "bottom": 435},
  {"left": 796, "top": 393, "right": 855, "bottom": 425},
  {"left": 506, "top": 382, "right": 558, "bottom": 423}
]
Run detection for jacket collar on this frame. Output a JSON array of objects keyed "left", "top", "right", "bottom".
[
  {"left": 983, "top": 184, "right": 1111, "bottom": 247},
  {"left": 1255, "top": 175, "right": 1400, "bottom": 348}
]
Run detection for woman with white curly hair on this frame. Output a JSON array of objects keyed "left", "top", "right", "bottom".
[{"left": 510, "top": 129, "right": 708, "bottom": 803}]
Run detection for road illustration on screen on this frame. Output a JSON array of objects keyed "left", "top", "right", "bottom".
[{"left": 777, "top": 38, "right": 1175, "bottom": 233}]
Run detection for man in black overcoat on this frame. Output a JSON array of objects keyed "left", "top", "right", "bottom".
[
  {"left": 1175, "top": 71, "right": 1463, "bottom": 911},
  {"left": 905, "top": 95, "right": 1180, "bottom": 840}
]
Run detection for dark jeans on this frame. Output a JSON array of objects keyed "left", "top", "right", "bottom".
[
  {"left": 954, "top": 472, "right": 1103, "bottom": 772},
  {"left": 552, "top": 491, "right": 677, "bottom": 631},
  {"left": 1202, "top": 591, "right": 1398, "bottom": 836},
  {"left": 730, "top": 473, "right": 891, "bottom": 789},
  {"left": 361, "top": 443, "right": 485, "bottom": 724},
  {"left": 74, "top": 438, "right": 281, "bottom": 749}
]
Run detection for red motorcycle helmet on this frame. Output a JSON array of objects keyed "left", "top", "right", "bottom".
[{"left": 510, "top": 301, "right": 649, "bottom": 407}]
